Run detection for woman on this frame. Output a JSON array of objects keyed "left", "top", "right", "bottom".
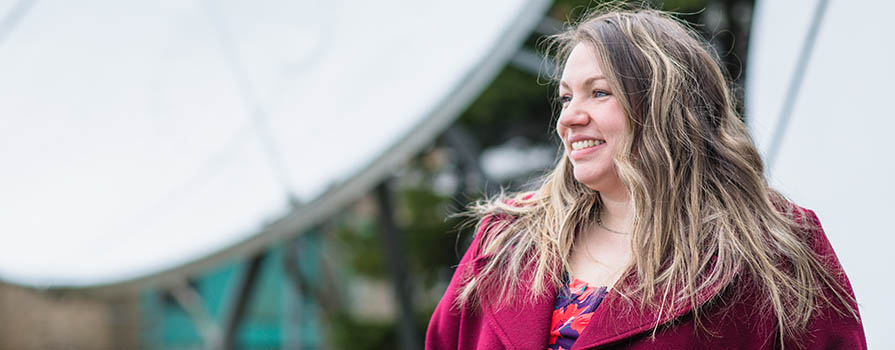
[{"left": 425, "top": 7, "right": 865, "bottom": 350}]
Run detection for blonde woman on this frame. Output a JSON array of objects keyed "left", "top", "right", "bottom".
[{"left": 425, "top": 8, "right": 864, "bottom": 350}]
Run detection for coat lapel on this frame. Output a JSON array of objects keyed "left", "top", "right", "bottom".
[
  {"left": 473, "top": 255, "right": 557, "bottom": 349},
  {"left": 572, "top": 269, "right": 731, "bottom": 349},
  {"left": 485, "top": 285, "right": 557, "bottom": 349}
]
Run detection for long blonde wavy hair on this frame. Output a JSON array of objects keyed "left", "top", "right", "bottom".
[{"left": 454, "top": 6, "right": 858, "bottom": 344}]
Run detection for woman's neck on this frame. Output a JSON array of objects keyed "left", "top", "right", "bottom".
[
  {"left": 570, "top": 185, "right": 633, "bottom": 288},
  {"left": 597, "top": 186, "right": 633, "bottom": 234}
]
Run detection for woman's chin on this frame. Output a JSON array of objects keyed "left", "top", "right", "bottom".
[
  {"left": 573, "top": 169, "right": 620, "bottom": 193},
  {"left": 573, "top": 174, "right": 602, "bottom": 191}
]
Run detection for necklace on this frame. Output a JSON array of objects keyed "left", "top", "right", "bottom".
[{"left": 596, "top": 214, "right": 630, "bottom": 235}]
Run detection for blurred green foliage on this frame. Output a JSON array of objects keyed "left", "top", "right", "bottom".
[
  {"left": 401, "top": 187, "right": 464, "bottom": 286},
  {"left": 329, "top": 313, "right": 395, "bottom": 350},
  {"left": 334, "top": 217, "right": 385, "bottom": 279},
  {"left": 459, "top": 65, "right": 556, "bottom": 149}
]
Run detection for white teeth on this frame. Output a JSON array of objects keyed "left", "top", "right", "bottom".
[{"left": 571, "top": 139, "right": 605, "bottom": 150}]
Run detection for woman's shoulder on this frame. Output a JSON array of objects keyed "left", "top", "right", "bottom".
[
  {"left": 784, "top": 203, "right": 837, "bottom": 259},
  {"left": 782, "top": 205, "right": 866, "bottom": 349},
  {"left": 460, "top": 191, "right": 539, "bottom": 263},
  {"left": 471, "top": 190, "right": 538, "bottom": 225},
  {"left": 472, "top": 191, "right": 538, "bottom": 236}
]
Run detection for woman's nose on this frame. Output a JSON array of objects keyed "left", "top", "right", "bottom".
[{"left": 558, "top": 105, "right": 590, "bottom": 128}]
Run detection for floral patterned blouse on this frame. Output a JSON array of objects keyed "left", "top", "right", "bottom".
[{"left": 546, "top": 274, "right": 609, "bottom": 350}]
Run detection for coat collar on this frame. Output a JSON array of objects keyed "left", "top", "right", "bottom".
[{"left": 475, "top": 255, "right": 731, "bottom": 349}]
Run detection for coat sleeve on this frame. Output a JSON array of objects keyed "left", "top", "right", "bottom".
[
  {"left": 786, "top": 208, "right": 867, "bottom": 350},
  {"left": 425, "top": 215, "right": 495, "bottom": 350}
]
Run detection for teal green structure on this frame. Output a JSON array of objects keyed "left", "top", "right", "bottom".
[{"left": 139, "top": 230, "right": 325, "bottom": 350}]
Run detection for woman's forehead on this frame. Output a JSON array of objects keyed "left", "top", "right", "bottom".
[{"left": 560, "top": 43, "right": 607, "bottom": 88}]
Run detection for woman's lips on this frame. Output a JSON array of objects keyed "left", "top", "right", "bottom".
[{"left": 569, "top": 141, "right": 605, "bottom": 160}]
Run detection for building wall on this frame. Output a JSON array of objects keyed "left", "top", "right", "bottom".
[{"left": 0, "top": 283, "right": 140, "bottom": 350}]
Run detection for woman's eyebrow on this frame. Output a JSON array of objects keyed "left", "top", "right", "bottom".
[{"left": 560, "top": 75, "right": 607, "bottom": 90}]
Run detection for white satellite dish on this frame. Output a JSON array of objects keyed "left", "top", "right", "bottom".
[{"left": 0, "top": 0, "right": 550, "bottom": 288}]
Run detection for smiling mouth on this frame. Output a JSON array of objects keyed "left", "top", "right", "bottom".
[{"left": 571, "top": 139, "right": 605, "bottom": 150}]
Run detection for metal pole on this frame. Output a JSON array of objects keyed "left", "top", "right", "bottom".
[
  {"left": 0, "top": 0, "right": 36, "bottom": 48},
  {"left": 375, "top": 181, "right": 419, "bottom": 350},
  {"left": 168, "top": 278, "right": 222, "bottom": 349},
  {"left": 220, "top": 251, "right": 268, "bottom": 350},
  {"left": 765, "top": 0, "right": 830, "bottom": 171}
]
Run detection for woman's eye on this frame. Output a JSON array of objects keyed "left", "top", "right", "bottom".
[
  {"left": 559, "top": 95, "right": 572, "bottom": 104},
  {"left": 593, "top": 90, "right": 609, "bottom": 98}
]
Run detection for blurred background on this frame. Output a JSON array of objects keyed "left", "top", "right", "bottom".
[{"left": 1, "top": 0, "right": 892, "bottom": 349}]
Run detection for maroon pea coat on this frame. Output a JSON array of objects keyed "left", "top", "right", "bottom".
[{"left": 425, "top": 208, "right": 866, "bottom": 349}]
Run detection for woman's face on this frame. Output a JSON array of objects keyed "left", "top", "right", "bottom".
[{"left": 556, "top": 43, "right": 627, "bottom": 192}]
